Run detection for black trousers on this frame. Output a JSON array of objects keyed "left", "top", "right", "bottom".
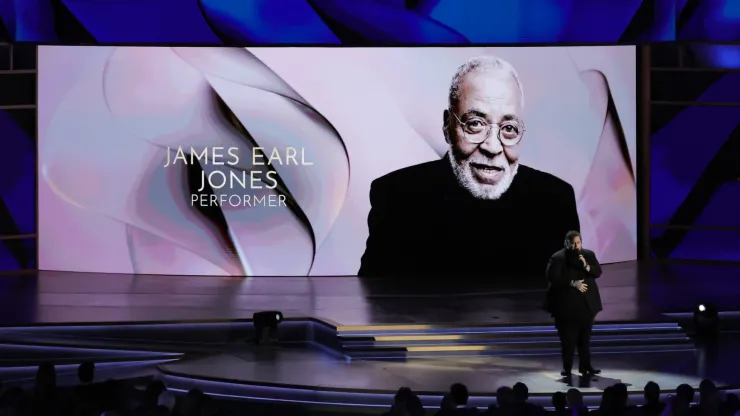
[{"left": 555, "top": 318, "right": 594, "bottom": 372}]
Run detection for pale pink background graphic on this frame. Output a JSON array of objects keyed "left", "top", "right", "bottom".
[{"left": 38, "top": 46, "right": 637, "bottom": 276}]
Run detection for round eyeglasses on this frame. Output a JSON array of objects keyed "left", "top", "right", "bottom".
[{"left": 451, "top": 111, "right": 526, "bottom": 146}]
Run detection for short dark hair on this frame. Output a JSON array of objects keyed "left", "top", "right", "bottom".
[
  {"left": 552, "top": 391, "right": 567, "bottom": 410},
  {"left": 77, "top": 361, "right": 95, "bottom": 383},
  {"left": 644, "top": 381, "right": 660, "bottom": 403},
  {"left": 513, "top": 382, "right": 528, "bottom": 401},
  {"left": 565, "top": 230, "right": 581, "bottom": 243},
  {"left": 394, "top": 387, "right": 413, "bottom": 403},
  {"left": 699, "top": 379, "right": 716, "bottom": 392},
  {"left": 450, "top": 383, "right": 469, "bottom": 406},
  {"left": 676, "top": 384, "right": 695, "bottom": 402}
]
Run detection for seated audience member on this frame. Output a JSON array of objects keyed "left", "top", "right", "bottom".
[
  {"left": 152, "top": 406, "right": 171, "bottom": 416},
  {"left": 722, "top": 393, "right": 740, "bottom": 416},
  {"left": 9, "top": 361, "right": 740, "bottom": 416},
  {"left": 696, "top": 379, "right": 720, "bottom": 416},
  {"left": 482, "top": 386, "right": 514, "bottom": 416},
  {"left": 174, "top": 388, "right": 204, "bottom": 416},
  {"left": 512, "top": 382, "right": 544, "bottom": 415},
  {"left": 566, "top": 389, "right": 588, "bottom": 416},
  {"left": 661, "top": 395, "right": 690, "bottom": 416},
  {"left": 446, "top": 383, "right": 478, "bottom": 415},
  {"left": 385, "top": 387, "right": 424, "bottom": 416},
  {"left": 613, "top": 383, "right": 635, "bottom": 414},
  {"left": 0, "top": 387, "right": 29, "bottom": 416},
  {"left": 69, "top": 362, "right": 99, "bottom": 413},
  {"left": 142, "top": 380, "right": 167, "bottom": 409},
  {"left": 158, "top": 391, "right": 176, "bottom": 415},
  {"left": 437, "top": 394, "right": 457, "bottom": 415},
  {"left": 497, "top": 386, "right": 515, "bottom": 412},
  {"left": 77, "top": 361, "right": 95, "bottom": 384},
  {"left": 592, "top": 386, "right": 616, "bottom": 416},
  {"left": 198, "top": 395, "right": 220, "bottom": 416},
  {"left": 676, "top": 384, "right": 695, "bottom": 406},
  {"left": 34, "top": 362, "right": 57, "bottom": 398},
  {"left": 551, "top": 391, "right": 568, "bottom": 416},
  {"left": 32, "top": 362, "right": 61, "bottom": 416},
  {"left": 640, "top": 381, "right": 665, "bottom": 416},
  {"left": 406, "top": 391, "right": 425, "bottom": 416}
]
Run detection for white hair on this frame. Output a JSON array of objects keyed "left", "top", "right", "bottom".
[{"left": 448, "top": 56, "right": 524, "bottom": 109}]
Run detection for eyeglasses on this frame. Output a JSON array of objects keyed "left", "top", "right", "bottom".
[{"left": 450, "top": 111, "right": 526, "bottom": 146}]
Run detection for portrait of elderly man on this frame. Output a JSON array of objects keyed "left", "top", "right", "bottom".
[{"left": 359, "top": 56, "right": 580, "bottom": 278}]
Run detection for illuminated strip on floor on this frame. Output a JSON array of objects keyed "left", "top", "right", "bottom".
[
  {"left": 338, "top": 323, "right": 683, "bottom": 336},
  {"left": 373, "top": 335, "right": 463, "bottom": 341},
  {"left": 366, "top": 334, "right": 688, "bottom": 344},
  {"left": 338, "top": 324, "right": 434, "bottom": 332},
  {"left": 401, "top": 339, "right": 691, "bottom": 352},
  {"left": 357, "top": 346, "right": 696, "bottom": 359},
  {"left": 338, "top": 323, "right": 681, "bottom": 331},
  {"left": 406, "top": 345, "right": 488, "bottom": 352}
]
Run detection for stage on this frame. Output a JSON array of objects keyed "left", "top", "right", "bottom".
[
  {"left": 158, "top": 342, "right": 739, "bottom": 406},
  {"left": 5, "top": 260, "right": 740, "bottom": 325},
  {"left": 0, "top": 260, "right": 739, "bottom": 410}
]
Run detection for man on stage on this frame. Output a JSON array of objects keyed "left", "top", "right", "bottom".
[{"left": 545, "top": 230, "right": 603, "bottom": 377}]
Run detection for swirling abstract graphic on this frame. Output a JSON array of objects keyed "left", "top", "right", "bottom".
[{"left": 40, "top": 47, "right": 349, "bottom": 276}]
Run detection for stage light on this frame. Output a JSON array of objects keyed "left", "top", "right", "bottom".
[
  {"left": 694, "top": 303, "right": 719, "bottom": 338},
  {"left": 253, "top": 311, "right": 283, "bottom": 344}
]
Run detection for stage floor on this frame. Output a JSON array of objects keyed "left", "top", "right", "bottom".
[
  {"left": 1, "top": 261, "right": 739, "bottom": 326},
  {"left": 160, "top": 344, "right": 734, "bottom": 396},
  {"left": 0, "top": 317, "right": 735, "bottom": 409},
  {"left": 1, "top": 261, "right": 739, "bottom": 409}
]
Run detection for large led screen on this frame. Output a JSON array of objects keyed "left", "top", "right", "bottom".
[{"left": 38, "top": 46, "right": 637, "bottom": 277}]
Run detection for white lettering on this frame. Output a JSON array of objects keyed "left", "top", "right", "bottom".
[{"left": 190, "top": 193, "right": 287, "bottom": 207}]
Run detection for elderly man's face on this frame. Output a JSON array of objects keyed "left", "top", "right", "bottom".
[{"left": 444, "top": 70, "right": 523, "bottom": 199}]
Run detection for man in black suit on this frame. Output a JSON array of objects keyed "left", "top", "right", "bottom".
[
  {"left": 545, "top": 230, "right": 603, "bottom": 377},
  {"left": 358, "top": 56, "right": 579, "bottom": 278}
]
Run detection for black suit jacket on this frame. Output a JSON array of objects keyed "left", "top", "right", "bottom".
[
  {"left": 544, "top": 248, "right": 603, "bottom": 320},
  {"left": 358, "top": 157, "right": 580, "bottom": 279}
]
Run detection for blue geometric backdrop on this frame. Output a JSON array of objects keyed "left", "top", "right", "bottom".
[
  {"left": 0, "top": 0, "right": 738, "bottom": 44},
  {"left": 0, "top": 41, "right": 36, "bottom": 272},
  {"left": 650, "top": 43, "right": 740, "bottom": 262}
]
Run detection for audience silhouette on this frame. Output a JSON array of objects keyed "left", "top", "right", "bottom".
[
  {"left": 0, "top": 363, "right": 737, "bottom": 416},
  {"left": 385, "top": 379, "right": 737, "bottom": 416}
]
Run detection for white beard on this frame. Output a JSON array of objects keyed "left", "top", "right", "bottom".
[{"left": 448, "top": 152, "right": 518, "bottom": 200}]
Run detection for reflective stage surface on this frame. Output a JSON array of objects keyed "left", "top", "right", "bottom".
[
  {"left": 3, "top": 261, "right": 740, "bottom": 326},
  {"left": 161, "top": 343, "right": 738, "bottom": 397},
  {"left": 0, "top": 318, "right": 735, "bottom": 409},
  {"left": 0, "top": 261, "right": 738, "bottom": 409}
]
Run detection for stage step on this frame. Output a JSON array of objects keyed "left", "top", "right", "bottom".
[
  {"left": 341, "top": 332, "right": 689, "bottom": 348},
  {"left": 336, "top": 322, "right": 683, "bottom": 336},
  {"left": 335, "top": 322, "right": 694, "bottom": 359},
  {"left": 0, "top": 342, "right": 179, "bottom": 366},
  {"left": 338, "top": 325, "right": 685, "bottom": 344}
]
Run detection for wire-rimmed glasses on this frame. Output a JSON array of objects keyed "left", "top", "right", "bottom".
[{"left": 450, "top": 111, "right": 526, "bottom": 146}]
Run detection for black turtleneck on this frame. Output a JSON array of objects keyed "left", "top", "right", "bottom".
[{"left": 359, "top": 157, "right": 580, "bottom": 280}]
